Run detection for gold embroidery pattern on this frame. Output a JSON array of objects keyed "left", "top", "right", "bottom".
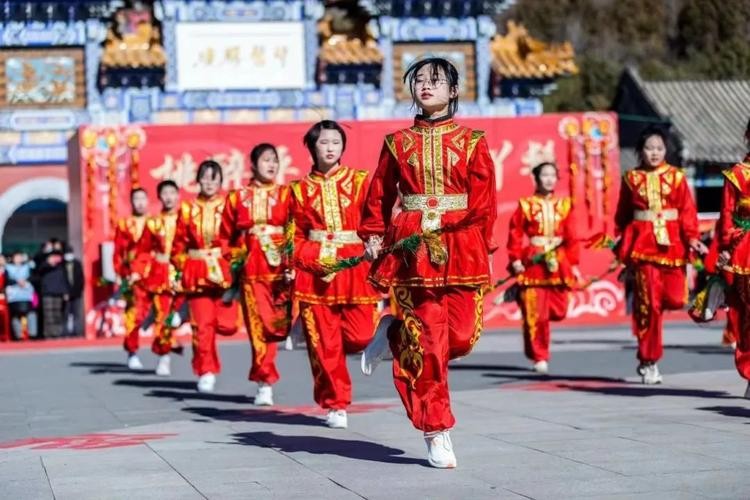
[
  {"left": 469, "top": 289, "right": 483, "bottom": 347},
  {"left": 433, "top": 130, "right": 444, "bottom": 195},
  {"left": 300, "top": 305, "right": 324, "bottom": 391},
  {"left": 634, "top": 267, "right": 650, "bottom": 338},
  {"left": 393, "top": 287, "right": 424, "bottom": 389},
  {"left": 242, "top": 282, "right": 267, "bottom": 360},
  {"left": 161, "top": 213, "right": 178, "bottom": 255},
  {"left": 467, "top": 130, "right": 484, "bottom": 159},
  {"left": 200, "top": 198, "right": 224, "bottom": 247},
  {"left": 385, "top": 134, "right": 397, "bottom": 158},
  {"left": 522, "top": 287, "right": 538, "bottom": 342},
  {"left": 423, "top": 128, "right": 434, "bottom": 195},
  {"left": 252, "top": 186, "right": 270, "bottom": 225},
  {"left": 645, "top": 166, "right": 671, "bottom": 246},
  {"left": 402, "top": 132, "right": 415, "bottom": 153},
  {"left": 130, "top": 216, "right": 147, "bottom": 241}
]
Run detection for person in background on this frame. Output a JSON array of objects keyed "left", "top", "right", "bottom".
[
  {"left": 137, "top": 180, "right": 183, "bottom": 376},
  {"left": 0, "top": 255, "right": 10, "bottom": 342},
  {"left": 114, "top": 188, "right": 151, "bottom": 369},
  {"left": 38, "top": 243, "right": 69, "bottom": 338},
  {"left": 5, "top": 251, "right": 38, "bottom": 340},
  {"left": 714, "top": 117, "right": 750, "bottom": 397},
  {"left": 507, "top": 162, "right": 581, "bottom": 373},
  {"left": 171, "top": 160, "right": 238, "bottom": 393},
  {"left": 62, "top": 244, "right": 84, "bottom": 337},
  {"left": 219, "top": 143, "right": 293, "bottom": 405}
]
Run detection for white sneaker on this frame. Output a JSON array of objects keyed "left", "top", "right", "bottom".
[
  {"left": 532, "top": 360, "right": 549, "bottom": 374},
  {"left": 636, "top": 363, "right": 647, "bottom": 376},
  {"left": 642, "top": 363, "right": 663, "bottom": 385},
  {"left": 155, "top": 355, "right": 171, "bottom": 376},
  {"left": 424, "top": 431, "right": 457, "bottom": 469},
  {"left": 127, "top": 354, "right": 144, "bottom": 371},
  {"left": 170, "top": 312, "right": 182, "bottom": 328},
  {"left": 744, "top": 382, "right": 750, "bottom": 399},
  {"left": 197, "top": 372, "right": 216, "bottom": 393},
  {"left": 361, "top": 315, "right": 395, "bottom": 376},
  {"left": 284, "top": 336, "right": 294, "bottom": 351},
  {"left": 326, "top": 409, "right": 348, "bottom": 429},
  {"left": 254, "top": 383, "right": 274, "bottom": 406}
]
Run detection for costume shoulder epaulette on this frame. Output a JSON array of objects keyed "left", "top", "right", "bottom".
[
  {"left": 467, "top": 130, "right": 485, "bottom": 159},
  {"left": 384, "top": 134, "right": 397, "bottom": 159},
  {"left": 723, "top": 167, "right": 742, "bottom": 191},
  {"left": 289, "top": 180, "right": 303, "bottom": 202},
  {"left": 519, "top": 197, "right": 532, "bottom": 218}
]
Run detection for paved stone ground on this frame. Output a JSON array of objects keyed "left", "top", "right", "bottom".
[{"left": 1, "top": 324, "right": 749, "bottom": 499}]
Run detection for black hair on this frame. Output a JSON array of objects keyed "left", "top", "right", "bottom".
[
  {"left": 196, "top": 159, "right": 223, "bottom": 184},
  {"left": 532, "top": 162, "right": 559, "bottom": 185},
  {"left": 636, "top": 125, "right": 669, "bottom": 157},
  {"left": 746, "top": 117, "right": 750, "bottom": 138},
  {"left": 249, "top": 143, "right": 278, "bottom": 169},
  {"left": 157, "top": 179, "right": 179, "bottom": 196},
  {"left": 303, "top": 120, "right": 347, "bottom": 168},
  {"left": 403, "top": 57, "right": 460, "bottom": 117},
  {"left": 130, "top": 187, "right": 147, "bottom": 200}
]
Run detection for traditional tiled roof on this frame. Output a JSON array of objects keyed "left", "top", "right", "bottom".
[
  {"left": 318, "top": 35, "right": 383, "bottom": 66},
  {"left": 628, "top": 69, "right": 750, "bottom": 164},
  {"left": 490, "top": 21, "right": 577, "bottom": 79}
]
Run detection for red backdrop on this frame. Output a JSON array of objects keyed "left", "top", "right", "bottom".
[{"left": 69, "top": 113, "right": 625, "bottom": 339}]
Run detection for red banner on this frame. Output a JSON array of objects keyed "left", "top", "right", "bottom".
[{"left": 70, "top": 113, "right": 624, "bottom": 338}]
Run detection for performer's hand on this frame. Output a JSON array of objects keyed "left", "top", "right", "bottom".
[
  {"left": 511, "top": 259, "right": 525, "bottom": 275},
  {"left": 284, "top": 268, "right": 296, "bottom": 283},
  {"left": 364, "top": 236, "right": 383, "bottom": 262},
  {"left": 128, "top": 273, "right": 141, "bottom": 284},
  {"left": 689, "top": 238, "right": 708, "bottom": 256},
  {"left": 718, "top": 250, "right": 731, "bottom": 269}
]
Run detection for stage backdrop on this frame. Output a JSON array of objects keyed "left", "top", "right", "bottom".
[{"left": 68, "top": 113, "right": 623, "bottom": 339}]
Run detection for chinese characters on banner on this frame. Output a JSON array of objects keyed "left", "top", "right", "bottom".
[
  {"left": 74, "top": 114, "right": 622, "bottom": 336},
  {"left": 175, "top": 22, "right": 306, "bottom": 90}
]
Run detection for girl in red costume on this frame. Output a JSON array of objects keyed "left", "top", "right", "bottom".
[
  {"left": 219, "top": 144, "right": 293, "bottom": 406},
  {"left": 614, "top": 125, "right": 706, "bottom": 384},
  {"left": 508, "top": 162, "right": 581, "bottom": 374},
  {"left": 714, "top": 118, "right": 750, "bottom": 397},
  {"left": 359, "top": 58, "right": 497, "bottom": 468},
  {"left": 290, "top": 120, "right": 380, "bottom": 429}
]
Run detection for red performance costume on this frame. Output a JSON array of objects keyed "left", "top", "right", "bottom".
[
  {"left": 220, "top": 181, "right": 293, "bottom": 385},
  {"left": 615, "top": 164, "right": 699, "bottom": 364},
  {"left": 715, "top": 155, "right": 750, "bottom": 380},
  {"left": 114, "top": 214, "right": 151, "bottom": 354},
  {"left": 507, "top": 194, "right": 579, "bottom": 363},
  {"left": 360, "top": 117, "right": 497, "bottom": 432},
  {"left": 138, "top": 210, "right": 183, "bottom": 355},
  {"left": 291, "top": 166, "right": 379, "bottom": 411},
  {"left": 172, "top": 195, "right": 237, "bottom": 377}
]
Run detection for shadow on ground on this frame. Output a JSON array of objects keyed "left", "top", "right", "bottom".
[
  {"left": 113, "top": 379, "right": 254, "bottom": 404},
  {"left": 697, "top": 405, "right": 750, "bottom": 421},
  {"left": 228, "top": 431, "right": 426, "bottom": 465},
  {"left": 69, "top": 361, "right": 155, "bottom": 376},
  {"left": 185, "top": 406, "right": 326, "bottom": 427}
]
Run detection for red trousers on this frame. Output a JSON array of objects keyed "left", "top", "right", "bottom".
[
  {"left": 632, "top": 263, "right": 687, "bottom": 363},
  {"left": 241, "top": 280, "right": 288, "bottom": 384},
  {"left": 388, "top": 286, "right": 483, "bottom": 433},
  {"left": 518, "top": 286, "right": 568, "bottom": 362},
  {"left": 123, "top": 284, "right": 151, "bottom": 354},
  {"left": 0, "top": 300, "right": 9, "bottom": 342},
  {"left": 188, "top": 292, "right": 238, "bottom": 376},
  {"left": 727, "top": 275, "right": 750, "bottom": 379},
  {"left": 151, "top": 293, "right": 185, "bottom": 356},
  {"left": 300, "top": 302, "right": 376, "bottom": 410}
]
